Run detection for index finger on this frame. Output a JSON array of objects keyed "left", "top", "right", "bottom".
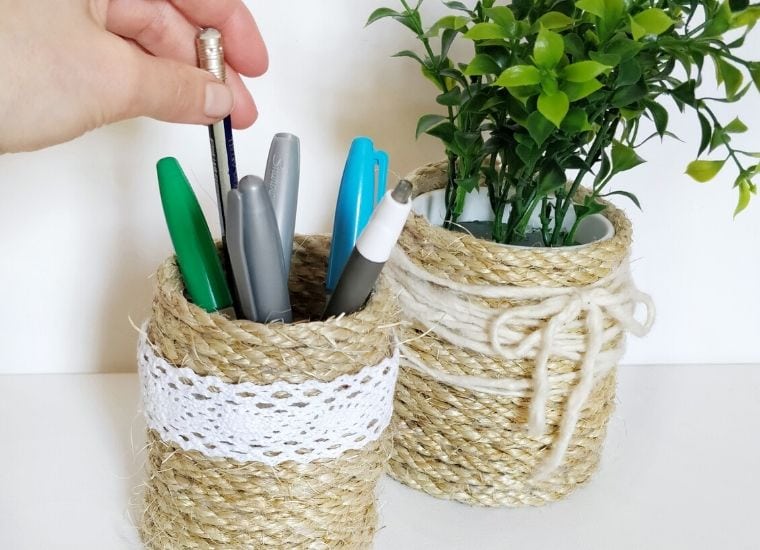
[{"left": 170, "top": 0, "right": 268, "bottom": 77}]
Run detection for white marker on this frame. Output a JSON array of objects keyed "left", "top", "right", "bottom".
[{"left": 323, "top": 180, "right": 413, "bottom": 318}]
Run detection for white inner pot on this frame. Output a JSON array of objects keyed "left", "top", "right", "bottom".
[{"left": 413, "top": 187, "right": 615, "bottom": 248}]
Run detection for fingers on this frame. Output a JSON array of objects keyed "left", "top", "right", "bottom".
[
  {"left": 107, "top": 0, "right": 197, "bottom": 65},
  {"left": 115, "top": 44, "right": 235, "bottom": 126},
  {"left": 106, "top": 0, "right": 259, "bottom": 128},
  {"left": 170, "top": 0, "right": 268, "bottom": 76},
  {"left": 226, "top": 70, "right": 258, "bottom": 128}
]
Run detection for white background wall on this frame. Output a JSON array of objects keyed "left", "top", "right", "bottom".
[{"left": 0, "top": 0, "right": 758, "bottom": 374}]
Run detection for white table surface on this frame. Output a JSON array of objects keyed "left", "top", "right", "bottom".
[{"left": 1, "top": 365, "right": 758, "bottom": 550}]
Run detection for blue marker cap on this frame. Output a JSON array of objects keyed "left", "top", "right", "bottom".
[{"left": 326, "top": 137, "right": 388, "bottom": 292}]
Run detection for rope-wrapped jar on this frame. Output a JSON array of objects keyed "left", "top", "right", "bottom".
[
  {"left": 385, "top": 162, "right": 654, "bottom": 507},
  {"left": 138, "top": 235, "right": 399, "bottom": 549}
]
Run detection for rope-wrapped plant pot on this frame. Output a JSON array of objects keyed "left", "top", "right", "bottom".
[
  {"left": 386, "top": 161, "right": 654, "bottom": 507},
  {"left": 138, "top": 235, "right": 399, "bottom": 549}
]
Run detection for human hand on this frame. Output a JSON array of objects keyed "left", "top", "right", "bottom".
[{"left": 0, "top": 0, "right": 267, "bottom": 153}]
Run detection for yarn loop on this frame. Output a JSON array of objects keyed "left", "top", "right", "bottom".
[{"left": 388, "top": 248, "right": 654, "bottom": 478}]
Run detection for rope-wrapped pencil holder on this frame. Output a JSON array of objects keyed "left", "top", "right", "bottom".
[
  {"left": 385, "top": 162, "right": 655, "bottom": 507},
  {"left": 137, "top": 235, "right": 399, "bottom": 549}
]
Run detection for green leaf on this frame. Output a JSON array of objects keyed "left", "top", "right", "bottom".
[
  {"left": 616, "top": 58, "right": 642, "bottom": 87},
  {"left": 629, "top": 15, "right": 647, "bottom": 40},
  {"left": 534, "top": 27, "right": 565, "bottom": 68},
  {"left": 704, "top": 1, "right": 732, "bottom": 37},
  {"left": 495, "top": 65, "right": 542, "bottom": 87},
  {"left": 526, "top": 111, "right": 556, "bottom": 145},
  {"left": 443, "top": 1, "right": 472, "bottom": 13},
  {"left": 620, "top": 107, "right": 643, "bottom": 121},
  {"left": 564, "top": 33, "right": 586, "bottom": 59},
  {"left": 610, "top": 141, "right": 646, "bottom": 174},
  {"left": 746, "top": 62, "right": 760, "bottom": 91},
  {"left": 485, "top": 6, "right": 516, "bottom": 28},
  {"left": 602, "top": 190, "right": 642, "bottom": 209},
  {"left": 603, "top": 35, "right": 643, "bottom": 62},
  {"left": 577, "top": 0, "right": 624, "bottom": 37},
  {"left": 516, "top": 142, "right": 536, "bottom": 165},
  {"left": 710, "top": 128, "right": 730, "bottom": 152},
  {"left": 561, "top": 108, "right": 592, "bottom": 132},
  {"left": 427, "top": 121, "right": 456, "bottom": 143},
  {"left": 392, "top": 50, "right": 424, "bottom": 65},
  {"left": 384, "top": 12, "right": 423, "bottom": 34},
  {"left": 632, "top": 8, "right": 674, "bottom": 37},
  {"left": 731, "top": 6, "right": 760, "bottom": 28},
  {"left": 717, "top": 58, "right": 744, "bottom": 98},
  {"left": 421, "top": 64, "right": 444, "bottom": 91},
  {"left": 538, "top": 91, "right": 570, "bottom": 127},
  {"left": 594, "top": 151, "right": 612, "bottom": 186},
  {"left": 645, "top": 100, "right": 668, "bottom": 137},
  {"left": 685, "top": 160, "right": 726, "bottom": 182},
  {"left": 575, "top": 0, "right": 606, "bottom": 19},
  {"left": 730, "top": 0, "right": 750, "bottom": 11},
  {"left": 562, "top": 78, "right": 604, "bottom": 101},
  {"left": 725, "top": 117, "right": 749, "bottom": 133},
  {"left": 366, "top": 7, "right": 400, "bottom": 26},
  {"left": 455, "top": 174, "right": 481, "bottom": 193},
  {"left": 439, "top": 68, "right": 468, "bottom": 87},
  {"left": 537, "top": 162, "right": 567, "bottom": 195},
  {"left": 589, "top": 51, "right": 622, "bottom": 67},
  {"left": 734, "top": 178, "right": 752, "bottom": 216},
  {"left": 574, "top": 195, "right": 607, "bottom": 218},
  {"left": 697, "top": 112, "right": 712, "bottom": 156},
  {"left": 611, "top": 83, "right": 647, "bottom": 107},
  {"left": 464, "top": 54, "right": 502, "bottom": 76},
  {"left": 671, "top": 79, "right": 697, "bottom": 109},
  {"left": 538, "top": 11, "right": 575, "bottom": 30},
  {"left": 507, "top": 86, "right": 541, "bottom": 104},
  {"left": 441, "top": 28, "right": 458, "bottom": 59},
  {"left": 436, "top": 88, "right": 462, "bottom": 106},
  {"left": 416, "top": 114, "right": 448, "bottom": 139},
  {"left": 426, "top": 15, "right": 469, "bottom": 36},
  {"left": 541, "top": 73, "right": 560, "bottom": 94},
  {"left": 561, "top": 60, "right": 610, "bottom": 82},
  {"left": 465, "top": 23, "right": 510, "bottom": 40}
]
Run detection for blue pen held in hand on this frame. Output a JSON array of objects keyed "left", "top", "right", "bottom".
[
  {"left": 326, "top": 137, "right": 389, "bottom": 292},
  {"left": 196, "top": 28, "right": 238, "bottom": 237}
]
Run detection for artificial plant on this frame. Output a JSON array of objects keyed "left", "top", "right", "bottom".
[{"left": 369, "top": 0, "right": 760, "bottom": 246}]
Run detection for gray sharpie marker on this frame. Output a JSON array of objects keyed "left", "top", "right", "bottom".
[
  {"left": 264, "top": 133, "right": 300, "bottom": 277},
  {"left": 323, "top": 180, "right": 413, "bottom": 318},
  {"left": 227, "top": 176, "right": 292, "bottom": 323}
]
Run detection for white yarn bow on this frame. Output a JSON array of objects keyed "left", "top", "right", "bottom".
[{"left": 387, "top": 247, "right": 655, "bottom": 479}]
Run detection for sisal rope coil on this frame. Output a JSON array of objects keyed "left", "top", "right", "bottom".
[
  {"left": 385, "top": 161, "right": 653, "bottom": 507},
  {"left": 140, "top": 235, "right": 398, "bottom": 549}
]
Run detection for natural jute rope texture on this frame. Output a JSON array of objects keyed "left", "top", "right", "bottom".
[
  {"left": 140, "top": 235, "right": 398, "bottom": 550},
  {"left": 385, "top": 161, "right": 654, "bottom": 507}
]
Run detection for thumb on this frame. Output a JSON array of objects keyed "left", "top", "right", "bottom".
[{"left": 117, "top": 47, "right": 234, "bottom": 125}]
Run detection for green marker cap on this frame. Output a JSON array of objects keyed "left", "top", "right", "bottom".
[{"left": 157, "top": 157, "right": 233, "bottom": 313}]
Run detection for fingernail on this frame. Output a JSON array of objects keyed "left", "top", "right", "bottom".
[{"left": 204, "top": 82, "right": 233, "bottom": 119}]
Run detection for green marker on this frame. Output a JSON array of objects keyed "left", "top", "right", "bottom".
[{"left": 157, "top": 157, "right": 234, "bottom": 315}]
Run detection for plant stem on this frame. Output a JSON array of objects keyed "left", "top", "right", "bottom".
[{"left": 551, "top": 115, "right": 617, "bottom": 246}]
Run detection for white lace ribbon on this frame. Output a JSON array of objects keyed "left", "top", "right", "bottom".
[
  {"left": 137, "top": 330, "right": 399, "bottom": 465},
  {"left": 387, "top": 247, "right": 655, "bottom": 479}
]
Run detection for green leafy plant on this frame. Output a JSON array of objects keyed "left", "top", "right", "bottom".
[{"left": 368, "top": 0, "right": 760, "bottom": 246}]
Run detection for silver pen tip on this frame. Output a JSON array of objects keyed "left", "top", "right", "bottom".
[{"left": 391, "top": 180, "right": 413, "bottom": 203}]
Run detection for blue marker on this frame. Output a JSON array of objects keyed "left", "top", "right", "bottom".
[{"left": 326, "top": 137, "right": 388, "bottom": 292}]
